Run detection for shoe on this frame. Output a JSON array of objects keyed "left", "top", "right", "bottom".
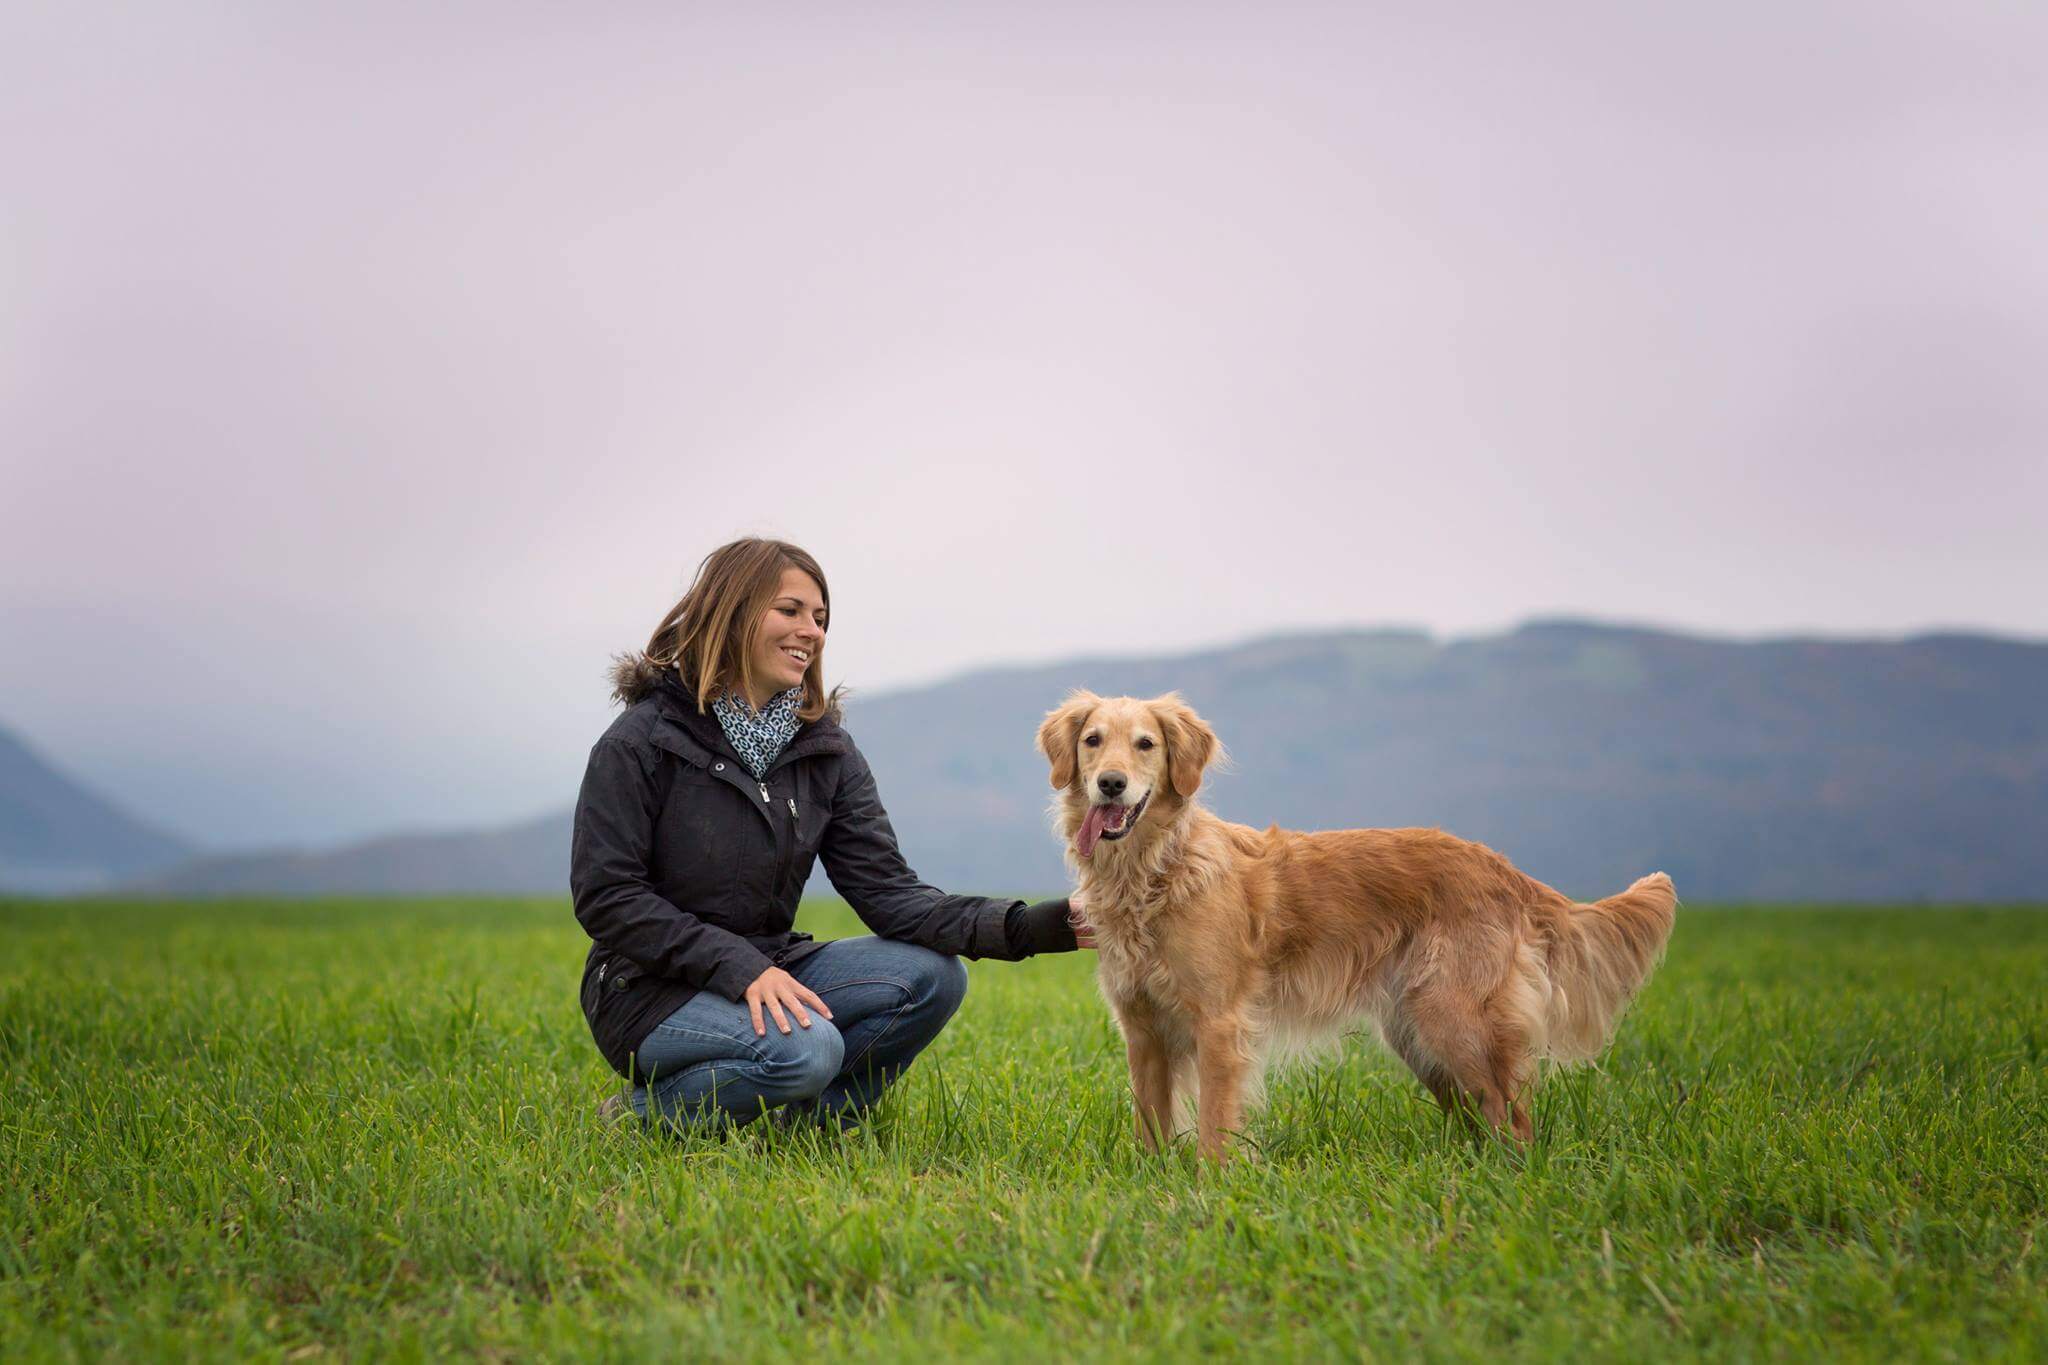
[{"left": 597, "top": 1092, "right": 637, "bottom": 1127}]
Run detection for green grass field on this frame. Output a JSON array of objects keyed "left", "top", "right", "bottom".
[{"left": 3, "top": 897, "right": 2043, "bottom": 1362}]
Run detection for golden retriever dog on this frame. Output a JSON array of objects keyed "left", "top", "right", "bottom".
[{"left": 1037, "top": 691, "right": 1676, "bottom": 1162}]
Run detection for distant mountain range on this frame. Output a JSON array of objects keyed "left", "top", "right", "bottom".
[
  {"left": 0, "top": 727, "right": 194, "bottom": 893},
  {"left": 126, "top": 810, "right": 572, "bottom": 898},
  {"left": 8, "top": 621, "right": 2047, "bottom": 902}
]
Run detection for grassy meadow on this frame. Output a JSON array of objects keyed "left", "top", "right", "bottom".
[{"left": 3, "top": 896, "right": 2044, "bottom": 1361}]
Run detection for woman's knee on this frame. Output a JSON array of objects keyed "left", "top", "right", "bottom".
[
  {"left": 927, "top": 951, "right": 969, "bottom": 1018},
  {"left": 752, "top": 1021, "right": 845, "bottom": 1100},
  {"left": 879, "top": 943, "right": 967, "bottom": 1027}
]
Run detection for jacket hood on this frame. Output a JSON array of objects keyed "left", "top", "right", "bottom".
[
  {"left": 609, "top": 653, "right": 674, "bottom": 706},
  {"left": 608, "top": 652, "right": 845, "bottom": 727}
]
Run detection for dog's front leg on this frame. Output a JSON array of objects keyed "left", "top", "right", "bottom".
[
  {"left": 1193, "top": 1013, "right": 1250, "bottom": 1163},
  {"left": 1114, "top": 998, "right": 1175, "bottom": 1153}
]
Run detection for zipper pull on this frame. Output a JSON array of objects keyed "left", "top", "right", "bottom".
[
  {"left": 758, "top": 781, "right": 771, "bottom": 803},
  {"left": 787, "top": 797, "right": 798, "bottom": 819}
]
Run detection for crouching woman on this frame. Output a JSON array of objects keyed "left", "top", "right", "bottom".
[{"left": 573, "top": 537, "right": 1085, "bottom": 1133}]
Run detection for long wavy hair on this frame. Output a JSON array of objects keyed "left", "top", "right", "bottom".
[{"left": 611, "top": 538, "right": 843, "bottom": 722}]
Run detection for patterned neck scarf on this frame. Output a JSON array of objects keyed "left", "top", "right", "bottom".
[{"left": 712, "top": 687, "right": 804, "bottom": 779}]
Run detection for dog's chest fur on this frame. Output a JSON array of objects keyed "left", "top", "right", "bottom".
[{"left": 1073, "top": 809, "right": 1240, "bottom": 1012}]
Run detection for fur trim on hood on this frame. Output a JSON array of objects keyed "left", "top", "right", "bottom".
[
  {"left": 608, "top": 651, "right": 845, "bottom": 722},
  {"left": 609, "top": 653, "right": 677, "bottom": 707}
]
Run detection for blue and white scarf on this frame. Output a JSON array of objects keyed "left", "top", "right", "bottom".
[{"left": 712, "top": 688, "right": 803, "bottom": 779}]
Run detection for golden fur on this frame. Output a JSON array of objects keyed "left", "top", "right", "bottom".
[{"left": 1036, "top": 691, "right": 1677, "bottom": 1161}]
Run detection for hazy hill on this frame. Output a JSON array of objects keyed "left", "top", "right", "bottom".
[
  {"left": 131, "top": 810, "right": 570, "bottom": 898},
  {"left": 0, "top": 723, "right": 194, "bottom": 893},
  {"left": 112, "top": 621, "right": 2048, "bottom": 902}
]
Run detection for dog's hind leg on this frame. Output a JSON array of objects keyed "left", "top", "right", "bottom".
[
  {"left": 1395, "top": 922, "right": 1549, "bottom": 1143},
  {"left": 1379, "top": 1016, "right": 1462, "bottom": 1118},
  {"left": 1487, "top": 940, "right": 1547, "bottom": 1143},
  {"left": 1490, "top": 1039, "right": 1536, "bottom": 1144},
  {"left": 1403, "top": 983, "right": 1518, "bottom": 1138},
  {"left": 1169, "top": 1049, "right": 1200, "bottom": 1139}
]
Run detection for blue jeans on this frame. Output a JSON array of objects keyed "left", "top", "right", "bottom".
[{"left": 628, "top": 937, "right": 968, "bottom": 1132}]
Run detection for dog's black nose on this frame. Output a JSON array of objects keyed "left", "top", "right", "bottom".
[{"left": 1097, "top": 771, "right": 1127, "bottom": 800}]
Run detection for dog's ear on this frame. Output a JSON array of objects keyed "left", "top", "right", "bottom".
[
  {"left": 1035, "top": 691, "right": 1098, "bottom": 790},
  {"left": 1151, "top": 693, "right": 1220, "bottom": 799}
]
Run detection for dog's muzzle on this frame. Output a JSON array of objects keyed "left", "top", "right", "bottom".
[{"left": 1076, "top": 791, "right": 1148, "bottom": 858}]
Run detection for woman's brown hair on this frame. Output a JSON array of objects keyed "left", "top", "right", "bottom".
[{"left": 612, "top": 538, "right": 842, "bottom": 722}]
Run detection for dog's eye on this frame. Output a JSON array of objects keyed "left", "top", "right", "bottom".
[
  {"left": 1083, "top": 734, "right": 1100, "bottom": 748},
  {"left": 1136, "top": 737, "right": 1155, "bottom": 751}
]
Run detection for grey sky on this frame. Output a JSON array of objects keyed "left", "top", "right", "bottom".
[{"left": 4, "top": 2, "right": 2045, "bottom": 849}]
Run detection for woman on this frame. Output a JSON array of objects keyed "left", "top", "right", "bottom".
[{"left": 573, "top": 537, "right": 1087, "bottom": 1132}]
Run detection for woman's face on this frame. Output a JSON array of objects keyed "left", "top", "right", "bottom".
[{"left": 747, "top": 567, "right": 827, "bottom": 703}]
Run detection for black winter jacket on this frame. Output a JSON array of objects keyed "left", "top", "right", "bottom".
[{"left": 572, "top": 666, "right": 1074, "bottom": 1078}]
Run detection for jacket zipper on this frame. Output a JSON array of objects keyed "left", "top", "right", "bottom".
[
  {"left": 779, "top": 798, "right": 800, "bottom": 906},
  {"left": 767, "top": 778, "right": 791, "bottom": 903}
]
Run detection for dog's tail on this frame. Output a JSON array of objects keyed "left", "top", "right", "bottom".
[{"left": 1541, "top": 872, "right": 1677, "bottom": 1062}]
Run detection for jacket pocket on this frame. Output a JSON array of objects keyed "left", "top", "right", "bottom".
[{"left": 583, "top": 953, "right": 640, "bottom": 1019}]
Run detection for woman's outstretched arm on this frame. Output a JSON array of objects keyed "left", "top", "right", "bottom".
[{"left": 819, "top": 745, "right": 1077, "bottom": 959}]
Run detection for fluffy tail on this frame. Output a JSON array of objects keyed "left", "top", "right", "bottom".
[{"left": 1542, "top": 872, "right": 1678, "bottom": 1061}]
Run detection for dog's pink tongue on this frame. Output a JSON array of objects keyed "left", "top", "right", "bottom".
[{"left": 1077, "top": 803, "right": 1114, "bottom": 858}]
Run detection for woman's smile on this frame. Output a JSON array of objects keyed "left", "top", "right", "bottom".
[{"left": 750, "top": 567, "right": 826, "bottom": 702}]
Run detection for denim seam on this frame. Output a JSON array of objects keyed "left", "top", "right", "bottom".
[
  {"left": 644, "top": 1023, "right": 772, "bottom": 1065},
  {"left": 810, "top": 975, "right": 916, "bottom": 994},
  {"left": 652, "top": 1057, "right": 750, "bottom": 1098}
]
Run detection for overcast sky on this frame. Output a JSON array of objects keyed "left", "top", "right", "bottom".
[{"left": 4, "top": 2, "right": 2045, "bottom": 850}]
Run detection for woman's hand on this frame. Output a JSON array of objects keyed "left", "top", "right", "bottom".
[
  {"left": 744, "top": 966, "right": 833, "bottom": 1037},
  {"left": 1069, "top": 888, "right": 1097, "bottom": 949}
]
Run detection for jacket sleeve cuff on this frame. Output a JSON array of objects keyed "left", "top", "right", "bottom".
[
  {"left": 703, "top": 944, "right": 778, "bottom": 1001},
  {"left": 1004, "top": 897, "right": 1077, "bottom": 958}
]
